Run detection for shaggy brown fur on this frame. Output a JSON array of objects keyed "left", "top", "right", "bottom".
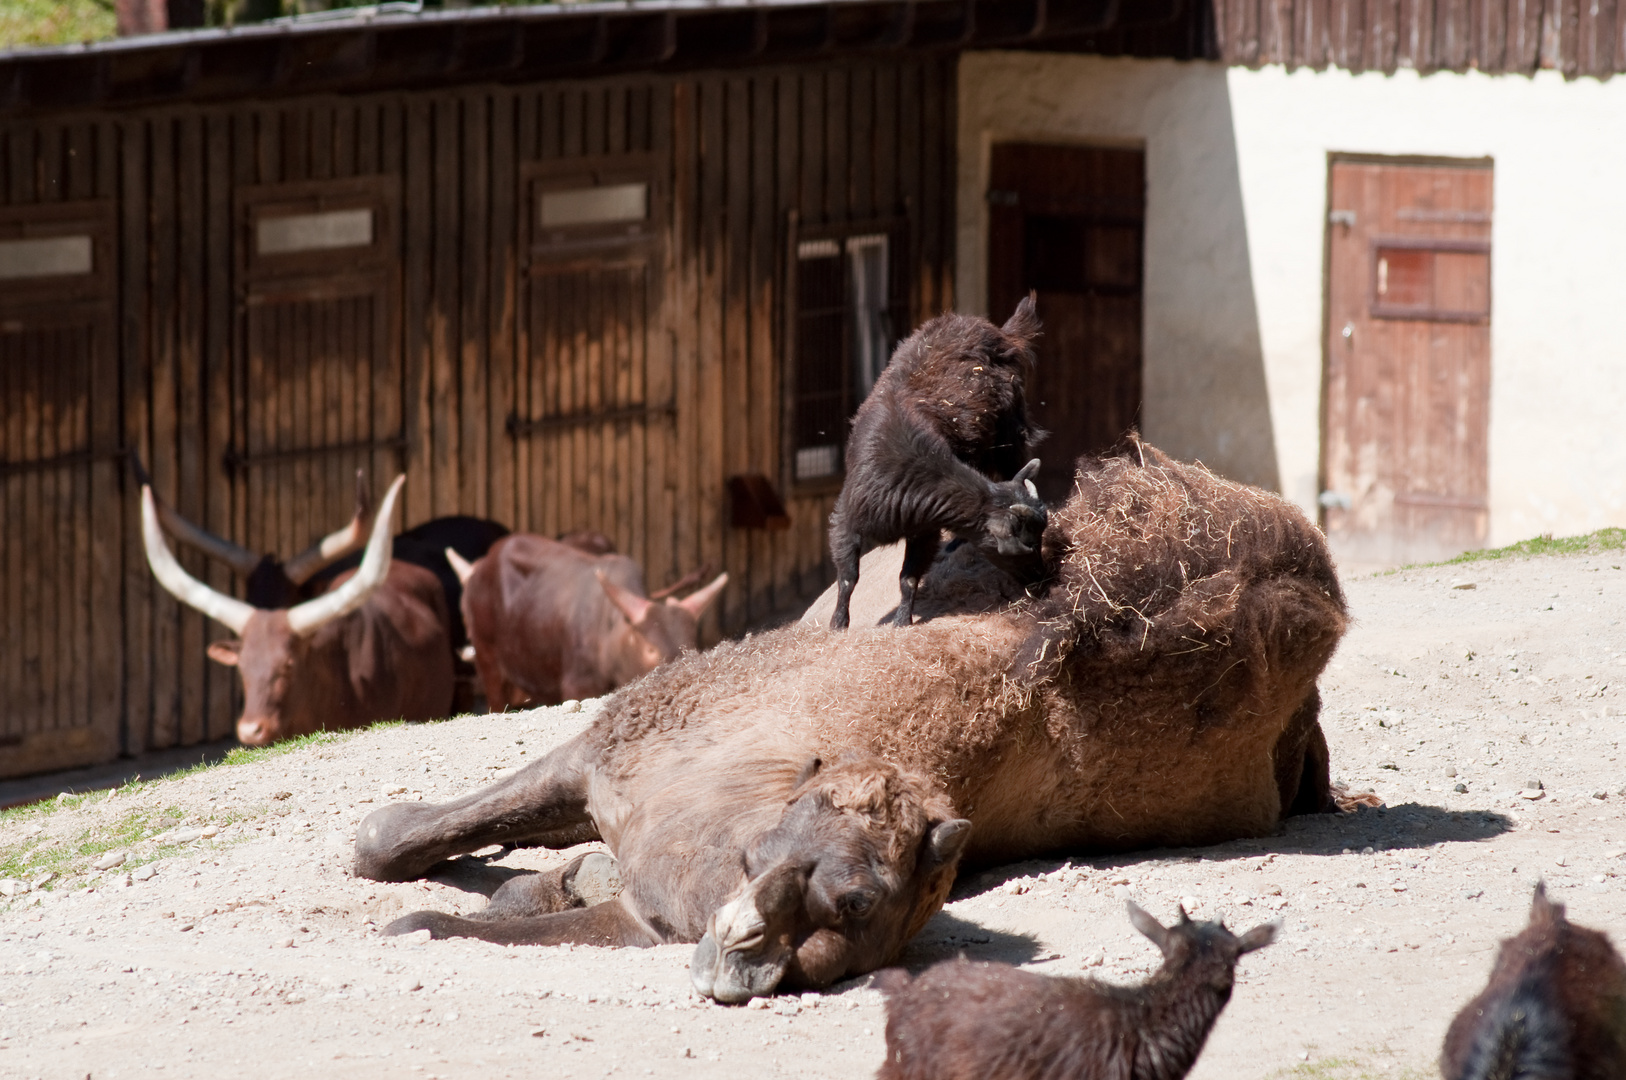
[
  {"left": 876, "top": 903, "right": 1274, "bottom": 1080},
  {"left": 354, "top": 441, "right": 1345, "bottom": 997},
  {"left": 1441, "top": 883, "right": 1626, "bottom": 1080}
]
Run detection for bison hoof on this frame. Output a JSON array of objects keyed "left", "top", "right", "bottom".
[
  {"left": 566, "top": 852, "right": 624, "bottom": 906},
  {"left": 353, "top": 802, "right": 442, "bottom": 882}
]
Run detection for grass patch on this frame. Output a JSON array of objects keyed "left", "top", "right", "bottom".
[
  {"left": 0, "top": 0, "right": 116, "bottom": 49},
  {"left": 1380, "top": 526, "right": 1626, "bottom": 576}
]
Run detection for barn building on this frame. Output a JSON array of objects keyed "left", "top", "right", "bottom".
[{"left": 2, "top": 0, "right": 1623, "bottom": 779}]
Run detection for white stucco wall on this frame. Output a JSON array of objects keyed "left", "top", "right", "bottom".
[{"left": 959, "top": 52, "right": 1626, "bottom": 546}]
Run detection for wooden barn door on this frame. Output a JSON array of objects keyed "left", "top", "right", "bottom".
[
  {"left": 1323, "top": 158, "right": 1492, "bottom": 566},
  {"left": 988, "top": 143, "right": 1144, "bottom": 503},
  {"left": 232, "top": 178, "right": 404, "bottom": 560},
  {"left": 511, "top": 156, "right": 670, "bottom": 573},
  {"left": 0, "top": 202, "right": 123, "bottom": 778}
]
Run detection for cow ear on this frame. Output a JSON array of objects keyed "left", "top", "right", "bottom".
[
  {"left": 924, "top": 818, "right": 971, "bottom": 868},
  {"left": 206, "top": 639, "right": 243, "bottom": 667},
  {"left": 597, "top": 570, "right": 654, "bottom": 625}
]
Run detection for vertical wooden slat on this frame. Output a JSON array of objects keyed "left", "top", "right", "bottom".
[
  {"left": 403, "top": 96, "right": 434, "bottom": 524},
  {"left": 514, "top": 90, "right": 538, "bottom": 533},
  {"left": 749, "top": 73, "right": 780, "bottom": 617},
  {"left": 175, "top": 112, "right": 207, "bottom": 746},
  {"left": 203, "top": 110, "right": 235, "bottom": 740},
  {"left": 430, "top": 97, "right": 460, "bottom": 517},
  {"left": 488, "top": 91, "right": 518, "bottom": 529},
  {"left": 696, "top": 77, "right": 727, "bottom": 626},
  {"left": 90, "top": 117, "right": 124, "bottom": 755},
  {"left": 645, "top": 80, "right": 675, "bottom": 586},
  {"left": 722, "top": 76, "right": 753, "bottom": 626},
  {"left": 460, "top": 92, "right": 490, "bottom": 519},
  {"left": 120, "top": 118, "right": 153, "bottom": 755}
]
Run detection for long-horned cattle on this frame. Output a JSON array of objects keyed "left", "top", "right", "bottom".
[
  {"left": 828, "top": 296, "right": 1049, "bottom": 630},
  {"left": 1441, "top": 882, "right": 1626, "bottom": 1080},
  {"left": 142, "top": 475, "right": 454, "bottom": 745},
  {"left": 354, "top": 441, "right": 1346, "bottom": 1001},
  {"left": 444, "top": 534, "right": 727, "bottom": 708},
  {"left": 876, "top": 902, "right": 1276, "bottom": 1080}
]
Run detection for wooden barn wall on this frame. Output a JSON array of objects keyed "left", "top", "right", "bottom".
[
  {"left": 0, "top": 54, "right": 958, "bottom": 773},
  {"left": 1211, "top": 0, "right": 1626, "bottom": 77}
]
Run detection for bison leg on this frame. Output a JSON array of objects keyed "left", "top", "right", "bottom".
[
  {"left": 384, "top": 893, "right": 659, "bottom": 948},
  {"left": 829, "top": 525, "right": 863, "bottom": 631},
  {"left": 354, "top": 733, "right": 600, "bottom": 882},
  {"left": 893, "top": 533, "right": 940, "bottom": 628},
  {"left": 1274, "top": 687, "right": 1335, "bottom": 816}
]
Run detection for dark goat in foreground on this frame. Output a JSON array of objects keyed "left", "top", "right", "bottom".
[
  {"left": 1441, "top": 883, "right": 1626, "bottom": 1080},
  {"left": 829, "top": 297, "right": 1048, "bottom": 630},
  {"left": 877, "top": 902, "right": 1275, "bottom": 1080}
]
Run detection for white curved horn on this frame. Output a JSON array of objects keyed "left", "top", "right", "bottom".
[
  {"left": 141, "top": 487, "right": 256, "bottom": 635},
  {"left": 285, "top": 474, "right": 404, "bottom": 637},
  {"left": 444, "top": 546, "right": 475, "bottom": 585}
]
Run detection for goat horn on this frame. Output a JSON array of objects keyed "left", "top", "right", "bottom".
[
  {"left": 141, "top": 486, "right": 257, "bottom": 635},
  {"left": 143, "top": 476, "right": 263, "bottom": 577},
  {"left": 284, "top": 474, "right": 403, "bottom": 637},
  {"left": 1014, "top": 458, "right": 1041, "bottom": 484},
  {"left": 283, "top": 469, "right": 375, "bottom": 586},
  {"left": 444, "top": 547, "right": 475, "bottom": 585}
]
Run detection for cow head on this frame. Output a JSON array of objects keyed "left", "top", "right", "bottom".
[
  {"left": 141, "top": 475, "right": 406, "bottom": 746},
  {"left": 596, "top": 569, "right": 729, "bottom": 684},
  {"left": 689, "top": 753, "right": 970, "bottom": 1002}
]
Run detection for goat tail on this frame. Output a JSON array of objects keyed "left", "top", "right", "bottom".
[{"left": 1451, "top": 979, "right": 1573, "bottom": 1080}]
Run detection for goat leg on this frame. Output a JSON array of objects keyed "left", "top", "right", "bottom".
[
  {"left": 384, "top": 894, "right": 661, "bottom": 948},
  {"left": 893, "top": 532, "right": 940, "bottom": 628},
  {"left": 353, "top": 733, "right": 599, "bottom": 882},
  {"left": 829, "top": 523, "right": 863, "bottom": 631}
]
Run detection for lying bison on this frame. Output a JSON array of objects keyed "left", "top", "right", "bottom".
[{"left": 356, "top": 440, "right": 1345, "bottom": 1000}]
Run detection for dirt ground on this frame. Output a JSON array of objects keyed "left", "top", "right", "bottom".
[{"left": 2, "top": 546, "right": 1624, "bottom": 1080}]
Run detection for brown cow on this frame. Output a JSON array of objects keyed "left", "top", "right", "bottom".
[
  {"left": 355, "top": 443, "right": 1346, "bottom": 1002},
  {"left": 142, "top": 475, "right": 455, "bottom": 745},
  {"left": 446, "top": 534, "right": 727, "bottom": 708}
]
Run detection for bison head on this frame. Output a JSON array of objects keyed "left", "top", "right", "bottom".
[{"left": 689, "top": 754, "right": 970, "bottom": 1002}]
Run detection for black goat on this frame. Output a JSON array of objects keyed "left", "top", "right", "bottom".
[
  {"left": 828, "top": 298, "right": 1048, "bottom": 630},
  {"left": 1441, "top": 882, "right": 1626, "bottom": 1080},
  {"left": 877, "top": 902, "right": 1275, "bottom": 1080}
]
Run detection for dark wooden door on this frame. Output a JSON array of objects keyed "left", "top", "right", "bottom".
[
  {"left": 988, "top": 144, "right": 1144, "bottom": 503},
  {"left": 1323, "top": 159, "right": 1492, "bottom": 565},
  {"left": 232, "top": 179, "right": 405, "bottom": 560},
  {"left": 0, "top": 203, "right": 123, "bottom": 778}
]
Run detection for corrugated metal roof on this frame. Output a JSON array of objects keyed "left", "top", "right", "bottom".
[{"left": 0, "top": 0, "right": 1210, "bottom": 114}]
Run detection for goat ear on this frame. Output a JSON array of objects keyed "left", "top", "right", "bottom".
[
  {"left": 206, "top": 639, "right": 243, "bottom": 667},
  {"left": 924, "top": 818, "right": 972, "bottom": 868},
  {"left": 1529, "top": 880, "right": 1563, "bottom": 925},
  {"left": 1237, "top": 922, "right": 1277, "bottom": 954},
  {"left": 597, "top": 570, "right": 655, "bottom": 626},
  {"left": 1126, "top": 901, "right": 1170, "bottom": 951},
  {"left": 1002, "top": 292, "right": 1041, "bottom": 343}
]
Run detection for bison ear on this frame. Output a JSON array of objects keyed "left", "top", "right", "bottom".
[
  {"left": 924, "top": 818, "right": 971, "bottom": 868},
  {"left": 1001, "top": 291, "right": 1041, "bottom": 343},
  {"left": 597, "top": 570, "right": 654, "bottom": 626},
  {"left": 1237, "top": 922, "right": 1277, "bottom": 954},
  {"left": 1126, "top": 901, "right": 1171, "bottom": 952},
  {"left": 791, "top": 756, "right": 823, "bottom": 791},
  {"left": 206, "top": 639, "right": 243, "bottom": 667}
]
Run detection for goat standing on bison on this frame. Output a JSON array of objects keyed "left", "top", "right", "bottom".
[
  {"left": 829, "top": 296, "right": 1049, "bottom": 630},
  {"left": 445, "top": 534, "right": 727, "bottom": 708},
  {"left": 355, "top": 442, "right": 1346, "bottom": 1001},
  {"left": 142, "top": 475, "right": 455, "bottom": 746}
]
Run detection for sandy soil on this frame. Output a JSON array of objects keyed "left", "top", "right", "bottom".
[{"left": 2, "top": 547, "right": 1624, "bottom": 1080}]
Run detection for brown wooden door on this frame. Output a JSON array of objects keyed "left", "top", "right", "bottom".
[
  {"left": 232, "top": 179, "right": 405, "bottom": 560},
  {"left": 0, "top": 203, "right": 123, "bottom": 778},
  {"left": 510, "top": 157, "right": 672, "bottom": 578},
  {"left": 988, "top": 143, "right": 1144, "bottom": 503},
  {"left": 1323, "top": 159, "right": 1492, "bottom": 566}
]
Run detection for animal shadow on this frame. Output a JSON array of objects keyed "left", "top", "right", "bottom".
[
  {"left": 426, "top": 850, "right": 535, "bottom": 897},
  {"left": 894, "top": 910, "right": 1041, "bottom": 971}
]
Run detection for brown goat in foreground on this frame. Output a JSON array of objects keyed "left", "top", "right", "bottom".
[
  {"left": 1441, "top": 883, "right": 1626, "bottom": 1080},
  {"left": 877, "top": 902, "right": 1275, "bottom": 1080}
]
